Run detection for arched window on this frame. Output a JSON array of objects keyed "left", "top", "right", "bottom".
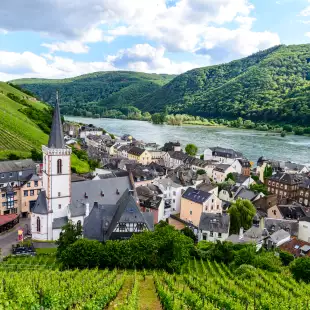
[
  {"left": 37, "top": 217, "right": 41, "bottom": 232},
  {"left": 57, "top": 159, "right": 62, "bottom": 174}
]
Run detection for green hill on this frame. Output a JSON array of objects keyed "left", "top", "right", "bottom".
[
  {"left": 13, "top": 71, "right": 175, "bottom": 117},
  {"left": 12, "top": 44, "right": 310, "bottom": 125},
  {"left": 137, "top": 44, "right": 310, "bottom": 125},
  {"left": 0, "top": 82, "right": 50, "bottom": 159}
]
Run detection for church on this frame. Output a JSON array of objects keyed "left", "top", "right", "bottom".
[{"left": 31, "top": 94, "right": 153, "bottom": 241}]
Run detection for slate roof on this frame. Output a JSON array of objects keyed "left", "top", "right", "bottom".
[
  {"left": 70, "top": 176, "right": 132, "bottom": 212},
  {"left": 69, "top": 204, "right": 86, "bottom": 217},
  {"left": 155, "top": 178, "right": 182, "bottom": 189},
  {"left": 83, "top": 190, "right": 153, "bottom": 241},
  {"left": 199, "top": 213, "right": 230, "bottom": 233},
  {"left": 300, "top": 177, "right": 310, "bottom": 189},
  {"left": 52, "top": 216, "right": 68, "bottom": 229},
  {"left": 213, "top": 164, "right": 231, "bottom": 173},
  {"left": 237, "top": 158, "right": 251, "bottom": 167},
  {"left": 278, "top": 203, "right": 307, "bottom": 220},
  {"left": 210, "top": 147, "right": 243, "bottom": 159},
  {"left": 32, "top": 191, "right": 48, "bottom": 215},
  {"left": 267, "top": 172, "right": 304, "bottom": 185},
  {"left": 264, "top": 218, "right": 299, "bottom": 236},
  {"left": 182, "top": 187, "right": 212, "bottom": 204},
  {"left": 234, "top": 187, "right": 257, "bottom": 201},
  {"left": 196, "top": 183, "right": 217, "bottom": 193},
  {"left": 0, "top": 159, "right": 36, "bottom": 173},
  {"left": 48, "top": 93, "right": 65, "bottom": 148},
  {"left": 269, "top": 229, "right": 290, "bottom": 244},
  {"left": 168, "top": 151, "right": 189, "bottom": 161},
  {"left": 232, "top": 173, "right": 250, "bottom": 184},
  {"left": 128, "top": 146, "right": 145, "bottom": 156}
]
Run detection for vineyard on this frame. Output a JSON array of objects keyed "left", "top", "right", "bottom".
[{"left": 0, "top": 258, "right": 309, "bottom": 309}]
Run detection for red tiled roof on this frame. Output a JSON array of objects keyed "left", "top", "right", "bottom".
[
  {"left": 279, "top": 238, "right": 310, "bottom": 257},
  {"left": 0, "top": 214, "right": 18, "bottom": 226}
]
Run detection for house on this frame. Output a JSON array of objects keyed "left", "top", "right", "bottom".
[
  {"left": 126, "top": 164, "right": 159, "bottom": 186},
  {"left": 63, "top": 122, "right": 79, "bottom": 137},
  {"left": 280, "top": 238, "right": 310, "bottom": 257},
  {"left": 137, "top": 185, "right": 164, "bottom": 224},
  {"left": 298, "top": 217, "right": 310, "bottom": 243},
  {"left": 298, "top": 176, "right": 310, "bottom": 207},
  {"left": 83, "top": 190, "right": 154, "bottom": 241},
  {"left": 163, "top": 151, "right": 189, "bottom": 169},
  {"left": 198, "top": 213, "right": 230, "bottom": 242},
  {"left": 116, "top": 144, "right": 131, "bottom": 158},
  {"left": 232, "top": 173, "right": 256, "bottom": 188},
  {"left": 266, "top": 172, "right": 304, "bottom": 199},
  {"left": 264, "top": 218, "right": 299, "bottom": 237},
  {"left": 147, "top": 150, "right": 166, "bottom": 164},
  {"left": 204, "top": 147, "right": 243, "bottom": 164},
  {"left": 79, "top": 125, "right": 103, "bottom": 139},
  {"left": 267, "top": 202, "right": 309, "bottom": 220},
  {"left": 127, "top": 147, "right": 152, "bottom": 165},
  {"left": 266, "top": 229, "right": 291, "bottom": 248},
  {"left": 233, "top": 186, "right": 264, "bottom": 202},
  {"left": 269, "top": 160, "right": 309, "bottom": 174},
  {"left": 153, "top": 178, "right": 188, "bottom": 218},
  {"left": 212, "top": 164, "right": 237, "bottom": 183},
  {"left": 161, "top": 141, "right": 181, "bottom": 152},
  {"left": 253, "top": 194, "right": 278, "bottom": 215},
  {"left": 237, "top": 158, "right": 251, "bottom": 176},
  {"left": 180, "top": 187, "right": 222, "bottom": 226}
]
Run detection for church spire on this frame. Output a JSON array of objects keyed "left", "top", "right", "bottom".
[{"left": 48, "top": 91, "right": 65, "bottom": 148}]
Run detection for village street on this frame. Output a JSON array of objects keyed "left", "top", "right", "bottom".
[{"left": 0, "top": 218, "right": 30, "bottom": 257}]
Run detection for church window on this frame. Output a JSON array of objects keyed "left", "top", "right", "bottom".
[
  {"left": 57, "top": 159, "right": 62, "bottom": 174},
  {"left": 58, "top": 204, "right": 61, "bottom": 209},
  {"left": 58, "top": 192, "right": 61, "bottom": 197},
  {"left": 37, "top": 217, "right": 41, "bottom": 232}
]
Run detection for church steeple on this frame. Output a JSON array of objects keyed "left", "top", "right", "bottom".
[{"left": 48, "top": 91, "right": 65, "bottom": 149}]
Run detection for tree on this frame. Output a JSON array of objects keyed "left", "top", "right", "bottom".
[
  {"left": 185, "top": 143, "right": 198, "bottom": 156},
  {"left": 8, "top": 153, "right": 20, "bottom": 160},
  {"left": 56, "top": 221, "right": 83, "bottom": 258},
  {"left": 228, "top": 199, "right": 256, "bottom": 234},
  {"left": 250, "top": 183, "right": 269, "bottom": 195},
  {"left": 290, "top": 257, "right": 310, "bottom": 283},
  {"left": 279, "top": 251, "right": 294, "bottom": 266},
  {"left": 283, "top": 124, "right": 293, "bottom": 132},
  {"left": 280, "top": 131, "right": 286, "bottom": 137},
  {"left": 181, "top": 227, "right": 197, "bottom": 243},
  {"left": 263, "top": 165, "right": 273, "bottom": 179},
  {"left": 196, "top": 169, "right": 206, "bottom": 175},
  {"left": 225, "top": 172, "right": 236, "bottom": 182},
  {"left": 30, "top": 148, "right": 43, "bottom": 161}
]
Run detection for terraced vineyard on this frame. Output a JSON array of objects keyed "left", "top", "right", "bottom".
[
  {"left": 0, "top": 82, "right": 48, "bottom": 159},
  {"left": 0, "top": 258, "right": 309, "bottom": 309}
]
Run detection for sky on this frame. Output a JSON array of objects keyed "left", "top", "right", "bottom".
[{"left": 0, "top": 0, "right": 309, "bottom": 81}]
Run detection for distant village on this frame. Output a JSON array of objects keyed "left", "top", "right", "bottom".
[{"left": 1, "top": 117, "right": 310, "bottom": 259}]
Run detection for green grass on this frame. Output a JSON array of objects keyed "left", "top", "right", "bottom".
[{"left": 35, "top": 248, "right": 57, "bottom": 255}]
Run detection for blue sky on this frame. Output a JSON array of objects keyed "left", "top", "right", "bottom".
[{"left": 0, "top": 0, "right": 309, "bottom": 80}]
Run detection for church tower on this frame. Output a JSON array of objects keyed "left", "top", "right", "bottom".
[{"left": 42, "top": 91, "right": 72, "bottom": 220}]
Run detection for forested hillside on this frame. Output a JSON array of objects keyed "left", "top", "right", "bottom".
[
  {"left": 13, "top": 71, "right": 175, "bottom": 117},
  {"left": 13, "top": 44, "right": 310, "bottom": 125}
]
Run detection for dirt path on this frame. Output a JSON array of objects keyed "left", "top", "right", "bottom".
[
  {"left": 138, "top": 275, "right": 162, "bottom": 310},
  {"left": 107, "top": 274, "right": 134, "bottom": 309}
]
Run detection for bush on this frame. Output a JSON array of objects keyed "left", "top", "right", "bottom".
[
  {"left": 253, "top": 251, "right": 282, "bottom": 272},
  {"left": 235, "top": 264, "right": 257, "bottom": 279},
  {"left": 290, "top": 257, "right": 310, "bottom": 283},
  {"left": 279, "top": 251, "right": 294, "bottom": 266}
]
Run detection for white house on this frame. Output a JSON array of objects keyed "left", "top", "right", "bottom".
[
  {"left": 298, "top": 217, "right": 310, "bottom": 243},
  {"left": 79, "top": 126, "right": 103, "bottom": 139},
  {"left": 204, "top": 147, "right": 243, "bottom": 164},
  {"left": 212, "top": 164, "right": 237, "bottom": 183},
  {"left": 233, "top": 173, "right": 256, "bottom": 188},
  {"left": 163, "top": 151, "right": 188, "bottom": 169},
  {"left": 198, "top": 213, "right": 230, "bottom": 242}
]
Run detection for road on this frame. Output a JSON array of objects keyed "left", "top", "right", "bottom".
[{"left": 0, "top": 218, "right": 30, "bottom": 257}]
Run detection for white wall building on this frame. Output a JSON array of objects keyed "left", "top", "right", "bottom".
[
  {"left": 204, "top": 147, "right": 243, "bottom": 164},
  {"left": 298, "top": 218, "right": 310, "bottom": 243},
  {"left": 212, "top": 164, "right": 237, "bottom": 183}
]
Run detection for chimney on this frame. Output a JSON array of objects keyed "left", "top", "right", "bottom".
[
  {"left": 85, "top": 203, "right": 90, "bottom": 217},
  {"left": 239, "top": 227, "right": 244, "bottom": 239},
  {"left": 84, "top": 192, "right": 88, "bottom": 199},
  {"left": 116, "top": 188, "right": 120, "bottom": 195}
]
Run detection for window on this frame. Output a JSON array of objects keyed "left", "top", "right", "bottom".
[
  {"left": 173, "top": 199, "right": 175, "bottom": 203},
  {"left": 30, "top": 190, "right": 34, "bottom": 196},
  {"left": 57, "top": 159, "right": 62, "bottom": 174},
  {"left": 210, "top": 231, "right": 214, "bottom": 237},
  {"left": 203, "top": 234, "right": 207, "bottom": 240},
  {"left": 1, "top": 174, "right": 4, "bottom": 178},
  {"left": 58, "top": 192, "right": 61, "bottom": 197},
  {"left": 273, "top": 210, "right": 277, "bottom": 215},
  {"left": 37, "top": 189, "right": 41, "bottom": 194},
  {"left": 299, "top": 198, "right": 303, "bottom": 203},
  {"left": 23, "top": 190, "right": 28, "bottom": 197},
  {"left": 18, "top": 171, "right": 22, "bottom": 176},
  {"left": 9, "top": 173, "right": 13, "bottom": 178},
  {"left": 173, "top": 191, "right": 176, "bottom": 196},
  {"left": 77, "top": 220, "right": 82, "bottom": 230},
  {"left": 268, "top": 181, "right": 271, "bottom": 185},
  {"left": 37, "top": 217, "right": 41, "bottom": 232},
  {"left": 27, "top": 182, "right": 31, "bottom": 187},
  {"left": 1, "top": 194, "right": 5, "bottom": 198},
  {"left": 34, "top": 181, "right": 38, "bottom": 187},
  {"left": 58, "top": 204, "right": 61, "bottom": 209},
  {"left": 284, "top": 185, "right": 287, "bottom": 190},
  {"left": 276, "top": 183, "right": 279, "bottom": 188},
  {"left": 190, "top": 210, "right": 192, "bottom": 215},
  {"left": 218, "top": 232, "right": 222, "bottom": 238}
]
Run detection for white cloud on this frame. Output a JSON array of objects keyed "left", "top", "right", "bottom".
[
  {"left": 300, "top": 5, "right": 310, "bottom": 17},
  {"left": 0, "top": 44, "right": 201, "bottom": 80},
  {"left": 41, "top": 41, "right": 89, "bottom": 54},
  {"left": 305, "top": 32, "right": 310, "bottom": 37}
]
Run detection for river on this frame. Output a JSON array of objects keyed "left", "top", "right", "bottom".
[{"left": 65, "top": 116, "right": 310, "bottom": 165}]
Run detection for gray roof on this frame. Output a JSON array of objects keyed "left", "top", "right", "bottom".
[
  {"left": 234, "top": 188, "right": 257, "bottom": 201},
  {"left": 213, "top": 164, "right": 231, "bottom": 173},
  {"left": 32, "top": 191, "right": 48, "bottom": 215},
  {"left": 268, "top": 172, "right": 304, "bottom": 185},
  {"left": 71, "top": 176, "right": 132, "bottom": 210},
  {"left": 269, "top": 229, "right": 290, "bottom": 243},
  {"left": 199, "top": 213, "right": 230, "bottom": 233},
  {"left": 210, "top": 147, "right": 243, "bottom": 158},
  {"left": 52, "top": 216, "right": 68, "bottom": 229},
  {"left": 83, "top": 190, "right": 153, "bottom": 241},
  {"left": 182, "top": 187, "right": 212, "bottom": 204},
  {"left": 69, "top": 204, "right": 86, "bottom": 217},
  {"left": 0, "top": 159, "right": 36, "bottom": 173},
  {"left": 264, "top": 218, "right": 299, "bottom": 236},
  {"left": 48, "top": 92, "right": 65, "bottom": 148},
  {"left": 196, "top": 183, "right": 216, "bottom": 193}
]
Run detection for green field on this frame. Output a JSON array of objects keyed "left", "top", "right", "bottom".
[
  {"left": 0, "top": 82, "right": 48, "bottom": 159},
  {"left": 0, "top": 258, "right": 309, "bottom": 309}
]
